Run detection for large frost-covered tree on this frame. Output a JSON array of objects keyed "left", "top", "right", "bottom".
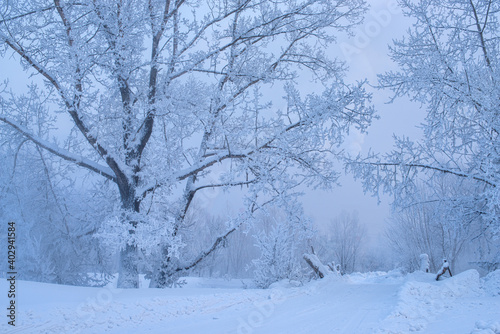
[
  {"left": 348, "top": 0, "right": 500, "bottom": 245},
  {"left": 0, "top": 0, "right": 374, "bottom": 288}
]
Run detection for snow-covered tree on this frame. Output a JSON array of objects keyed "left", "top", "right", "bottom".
[
  {"left": 347, "top": 0, "right": 500, "bottom": 247},
  {"left": 386, "top": 186, "right": 478, "bottom": 272},
  {"left": 252, "top": 208, "right": 312, "bottom": 288},
  {"left": 0, "top": 0, "right": 374, "bottom": 288}
]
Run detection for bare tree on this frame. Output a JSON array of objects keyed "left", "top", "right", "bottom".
[
  {"left": 386, "top": 204, "right": 439, "bottom": 272},
  {"left": 320, "top": 210, "right": 365, "bottom": 274},
  {"left": 386, "top": 177, "right": 481, "bottom": 272}
]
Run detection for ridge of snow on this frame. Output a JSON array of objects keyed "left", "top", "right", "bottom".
[
  {"left": 481, "top": 269, "right": 500, "bottom": 297},
  {"left": 379, "top": 270, "right": 482, "bottom": 333}
]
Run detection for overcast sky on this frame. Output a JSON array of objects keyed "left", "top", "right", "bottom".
[{"left": 300, "top": 0, "right": 425, "bottom": 243}]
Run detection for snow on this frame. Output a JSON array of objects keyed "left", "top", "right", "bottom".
[
  {"left": 1, "top": 270, "right": 499, "bottom": 334},
  {"left": 482, "top": 270, "right": 500, "bottom": 297}
]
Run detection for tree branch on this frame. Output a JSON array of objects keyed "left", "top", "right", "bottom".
[
  {"left": 469, "top": 0, "right": 492, "bottom": 70},
  {"left": 367, "top": 161, "right": 496, "bottom": 188},
  {"left": 0, "top": 31, "right": 123, "bottom": 180},
  {"left": 0, "top": 33, "right": 62, "bottom": 92},
  {"left": 176, "top": 223, "right": 240, "bottom": 273},
  {"left": 0, "top": 116, "right": 116, "bottom": 182},
  {"left": 0, "top": 5, "right": 56, "bottom": 24}
]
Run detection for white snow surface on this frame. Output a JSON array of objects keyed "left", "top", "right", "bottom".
[{"left": 1, "top": 269, "right": 499, "bottom": 334}]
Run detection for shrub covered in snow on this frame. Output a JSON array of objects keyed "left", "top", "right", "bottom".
[{"left": 252, "top": 212, "right": 311, "bottom": 288}]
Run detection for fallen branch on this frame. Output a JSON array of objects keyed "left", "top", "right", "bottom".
[{"left": 303, "top": 253, "right": 330, "bottom": 279}]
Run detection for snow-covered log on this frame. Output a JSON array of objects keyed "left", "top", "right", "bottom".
[{"left": 303, "top": 253, "right": 330, "bottom": 279}]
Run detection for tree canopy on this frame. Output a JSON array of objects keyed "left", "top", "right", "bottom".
[{"left": 1, "top": 0, "right": 374, "bottom": 287}]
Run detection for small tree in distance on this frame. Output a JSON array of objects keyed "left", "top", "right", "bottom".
[
  {"left": 386, "top": 177, "right": 481, "bottom": 273},
  {"left": 317, "top": 210, "right": 365, "bottom": 274}
]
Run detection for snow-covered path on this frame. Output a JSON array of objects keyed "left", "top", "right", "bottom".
[
  {"left": 246, "top": 281, "right": 398, "bottom": 334},
  {"left": 1, "top": 270, "right": 499, "bottom": 334},
  {"left": 161, "top": 279, "right": 399, "bottom": 334}
]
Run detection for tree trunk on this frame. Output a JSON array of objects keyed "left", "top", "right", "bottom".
[
  {"left": 117, "top": 243, "right": 139, "bottom": 288},
  {"left": 116, "top": 179, "right": 141, "bottom": 288},
  {"left": 148, "top": 247, "right": 173, "bottom": 288}
]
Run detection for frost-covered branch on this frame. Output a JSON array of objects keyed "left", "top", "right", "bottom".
[
  {"left": 1, "top": 28, "right": 121, "bottom": 182},
  {"left": 351, "top": 159, "right": 496, "bottom": 188},
  {"left": 0, "top": 116, "right": 116, "bottom": 181},
  {"left": 0, "top": 33, "right": 62, "bottom": 93},
  {"left": 176, "top": 225, "right": 238, "bottom": 273},
  {"left": 0, "top": 5, "right": 55, "bottom": 24}
]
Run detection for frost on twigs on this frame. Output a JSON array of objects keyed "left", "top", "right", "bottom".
[
  {"left": 97, "top": 208, "right": 182, "bottom": 256},
  {"left": 252, "top": 206, "right": 313, "bottom": 289}
]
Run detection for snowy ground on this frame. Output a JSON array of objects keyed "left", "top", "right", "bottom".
[{"left": 1, "top": 270, "right": 499, "bottom": 334}]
